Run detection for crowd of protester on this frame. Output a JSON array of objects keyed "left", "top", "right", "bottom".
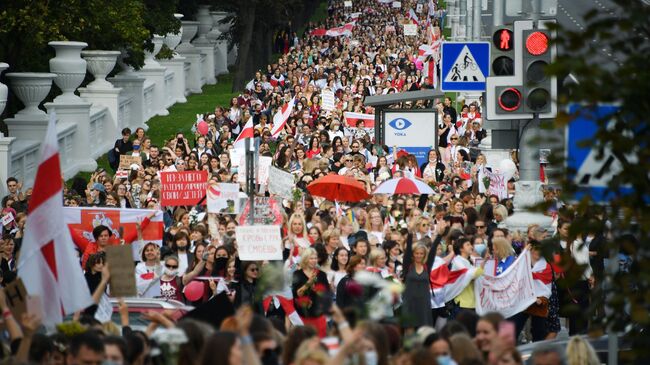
[{"left": 0, "top": 0, "right": 616, "bottom": 364}]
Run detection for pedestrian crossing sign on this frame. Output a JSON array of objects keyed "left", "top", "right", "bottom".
[{"left": 441, "top": 42, "right": 490, "bottom": 91}]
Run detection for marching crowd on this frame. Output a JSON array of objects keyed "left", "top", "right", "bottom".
[{"left": 0, "top": 0, "right": 614, "bottom": 365}]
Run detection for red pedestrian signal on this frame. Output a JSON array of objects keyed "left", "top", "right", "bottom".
[
  {"left": 498, "top": 88, "right": 522, "bottom": 112},
  {"left": 492, "top": 29, "right": 513, "bottom": 51}
]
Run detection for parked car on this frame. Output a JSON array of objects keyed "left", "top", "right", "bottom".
[
  {"left": 110, "top": 298, "right": 194, "bottom": 330},
  {"left": 518, "top": 333, "right": 633, "bottom": 364}
]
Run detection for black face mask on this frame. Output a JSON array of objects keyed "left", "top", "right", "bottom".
[
  {"left": 177, "top": 245, "right": 187, "bottom": 252},
  {"left": 261, "top": 349, "right": 280, "bottom": 365},
  {"left": 214, "top": 257, "right": 229, "bottom": 273}
]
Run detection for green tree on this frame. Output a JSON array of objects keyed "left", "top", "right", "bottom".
[{"left": 546, "top": 0, "right": 650, "bottom": 359}]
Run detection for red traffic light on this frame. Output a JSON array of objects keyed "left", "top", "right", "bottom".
[
  {"left": 498, "top": 88, "right": 522, "bottom": 112},
  {"left": 526, "top": 31, "right": 549, "bottom": 56}
]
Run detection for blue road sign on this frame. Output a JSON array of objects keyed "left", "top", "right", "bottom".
[
  {"left": 441, "top": 42, "right": 490, "bottom": 92},
  {"left": 566, "top": 104, "right": 635, "bottom": 203}
]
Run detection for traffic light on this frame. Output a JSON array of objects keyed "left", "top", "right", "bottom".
[
  {"left": 491, "top": 27, "right": 514, "bottom": 76},
  {"left": 521, "top": 28, "right": 552, "bottom": 113},
  {"left": 485, "top": 20, "right": 557, "bottom": 120}
]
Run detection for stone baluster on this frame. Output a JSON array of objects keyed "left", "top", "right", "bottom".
[
  {"left": 176, "top": 21, "right": 203, "bottom": 94},
  {"left": 193, "top": 5, "right": 217, "bottom": 85},
  {"left": 78, "top": 51, "right": 122, "bottom": 138},
  {"left": 0, "top": 63, "right": 15, "bottom": 197},
  {"left": 159, "top": 14, "right": 188, "bottom": 103}
]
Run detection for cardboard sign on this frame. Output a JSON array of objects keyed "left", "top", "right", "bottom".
[
  {"left": 416, "top": 3, "right": 423, "bottom": 13},
  {"left": 3, "top": 278, "right": 27, "bottom": 320},
  {"left": 160, "top": 171, "right": 208, "bottom": 206},
  {"left": 238, "top": 197, "right": 284, "bottom": 226},
  {"left": 392, "top": 1, "right": 401, "bottom": 8},
  {"left": 403, "top": 23, "right": 418, "bottom": 36},
  {"left": 105, "top": 245, "right": 137, "bottom": 297},
  {"left": 207, "top": 182, "right": 244, "bottom": 214},
  {"left": 268, "top": 166, "right": 295, "bottom": 200},
  {"left": 238, "top": 156, "right": 272, "bottom": 184},
  {"left": 486, "top": 170, "right": 508, "bottom": 200},
  {"left": 344, "top": 0, "right": 352, "bottom": 7},
  {"left": 119, "top": 154, "right": 142, "bottom": 170},
  {"left": 236, "top": 225, "right": 283, "bottom": 261},
  {"left": 321, "top": 89, "right": 336, "bottom": 111}
]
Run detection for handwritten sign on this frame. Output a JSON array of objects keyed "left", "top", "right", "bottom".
[
  {"left": 392, "top": 1, "right": 401, "bottom": 8},
  {"left": 238, "top": 156, "right": 272, "bottom": 184},
  {"left": 416, "top": 3, "right": 423, "bottom": 13},
  {"left": 1, "top": 212, "right": 14, "bottom": 227},
  {"left": 344, "top": 0, "right": 352, "bottom": 7},
  {"left": 160, "top": 171, "right": 208, "bottom": 206},
  {"left": 268, "top": 166, "right": 295, "bottom": 200},
  {"left": 236, "top": 225, "right": 283, "bottom": 261},
  {"left": 119, "top": 154, "right": 142, "bottom": 170},
  {"left": 207, "top": 182, "right": 244, "bottom": 214},
  {"left": 105, "top": 245, "right": 137, "bottom": 297},
  {"left": 230, "top": 148, "right": 244, "bottom": 168},
  {"left": 403, "top": 23, "right": 417, "bottom": 36},
  {"left": 321, "top": 89, "right": 336, "bottom": 111},
  {"left": 486, "top": 170, "right": 508, "bottom": 200},
  {"left": 475, "top": 250, "right": 537, "bottom": 318}
]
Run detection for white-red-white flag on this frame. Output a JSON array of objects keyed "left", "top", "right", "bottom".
[
  {"left": 17, "top": 112, "right": 93, "bottom": 327},
  {"left": 234, "top": 118, "right": 255, "bottom": 149},
  {"left": 408, "top": 9, "right": 419, "bottom": 25},
  {"left": 532, "top": 257, "right": 553, "bottom": 299},
  {"left": 271, "top": 98, "right": 296, "bottom": 137},
  {"left": 423, "top": 58, "right": 437, "bottom": 87},
  {"left": 343, "top": 111, "right": 375, "bottom": 128},
  {"left": 430, "top": 256, "right": 475, "bottom": 307}
]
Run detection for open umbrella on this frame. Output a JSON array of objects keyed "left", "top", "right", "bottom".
[
  {"left": 307, "top": 173, "right": 370, "bottom": 202},
  {"left": 372, "top": 177, "right": 435, "bottom": 195}
]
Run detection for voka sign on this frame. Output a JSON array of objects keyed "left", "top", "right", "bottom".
[{"left": 383, "top": 110, "right": 437, "bottom": 166}]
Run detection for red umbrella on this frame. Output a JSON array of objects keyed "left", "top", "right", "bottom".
[
  {"left": 307, "top": 173, "right": 370, "bottom": 202},
  {"left": 372, "top": 177, "right": 435, "bottom": 195}
]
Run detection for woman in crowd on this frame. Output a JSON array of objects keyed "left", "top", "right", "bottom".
[{"left": 292, "top": 248, "right": 331, "bottom": 338}]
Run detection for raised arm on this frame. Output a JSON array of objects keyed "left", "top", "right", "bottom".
[{"left": 402, "top": 233, "right": 413, "bottom": 280}]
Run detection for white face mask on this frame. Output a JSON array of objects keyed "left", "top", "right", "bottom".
[
  {"left": 364, "top": 351, "right": 378, "bottom": 365},
  {"left": 164, "top": 268, "right": 178, "bottom": 277},
  {"left": 437, "top": 355, "right": 453, "bottom": 365}
]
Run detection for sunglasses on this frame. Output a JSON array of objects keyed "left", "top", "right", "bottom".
[
  {"left": 248, "top": 267, "right": 259, "bottom": 272},
  {"left": 166, "top": 264, "right": 178, "bottom": 269},
  {"left": 451, "top": 138, "right": 458, "bottom": 140},
  {"left": 476, "top": 225, "right": 486, "bottom": 228}
]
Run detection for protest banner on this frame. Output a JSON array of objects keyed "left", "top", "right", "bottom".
[
  {"left": 268, "top": 166, "right": 295, "bottom": 200},
  {"left": 105, "top": 245, "right": 137, "bottom": 297},
  {"left": 238, "top": 197, "right": 284, "bottom": 226},
  {"left": 321, "top": 89, "right": 336, "bottom": 111},
  {"left": 474, "top": 250, "right": 537, "bottom": 318},
  {"left": 238, "top": 156, "right": 272, "bottom": 185},
  {"left": 119, "top": 155, "right": 142, "bottom": 170},
  {"left": 236, "top": 225, "right": 283, "bottom": 261},
  {"left": 207, "top": 182, "right": 244, "bottom": 214},
  {"left": 65, "top": 207, "right": 164, "bottom": 260},
  {"left": 403, "top": 24, "right": 418, "bottom": 36},
  {"left": 160, "top": 171, "right": 208, "bottom": 206}
]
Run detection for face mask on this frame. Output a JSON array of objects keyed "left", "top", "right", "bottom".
[
  {"left": 364, "top": 351, "right": 378, "bottom": 365},
  {"left": 474, "top": 243, "right": 487, "bottom": 257},
  {"left": 133, "top": 145, "right": 140, "bottom": 150},
  {"left": 261, "top": 349, "right": 280, "bottom": 365},
  {"left": 177, "top": 245, "right": 187, "bottom": 252},
  {"left": 164, "top": 268, "right": 178, "bottom": 277},
  {"left": 198, "top": 143, "right": 205, "bottom": 148},
  {"left": 437, "top": 355, "right": 452, "bottom": 365}
]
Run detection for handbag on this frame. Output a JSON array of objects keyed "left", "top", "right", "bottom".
[{"left": 524, "top": 297, "right": 550, "bottom": 317}]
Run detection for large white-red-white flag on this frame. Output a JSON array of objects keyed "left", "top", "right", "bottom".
[
  {"left": 408, "top": 9, "right": 419, "bottom": 25},
  {"left": 271, "top": 98, "right": 296, "bottom": 137},
  {"left": 234, "top": 118, "right": 255, "bottom": 149},
  {"left": 17, "top": 112, "right": 93, "bottom": 327},
  {"left": 430, "top": 256, "right": 476, "bottom": 307}
]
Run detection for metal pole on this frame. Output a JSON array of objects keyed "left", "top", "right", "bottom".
[
  {"left": 518, "top": 114, "right": 539, "bottom": 181},
  {"left": 473, "top": 0, "right": 481, "bottom": 40},
  {"left": 493, "top": 0, "right": 504, "bottom": 27},
  {"left": 245, "top": 138, "right": 255, "bottom": 225},
  {"left": 459, "top": 0, "right": 467, "bottom": 40},
  {"left": 375, "top": 107, "right": 384, "bottom": 146},
  {"left": 466, "top": 0, "right": 473, "bottom": 41},
  {"left": 531, "top": 0, "right": 541, "bottom": 23},
  {"left": 606, "top": 217, "right": 620, "bottom": 365}
]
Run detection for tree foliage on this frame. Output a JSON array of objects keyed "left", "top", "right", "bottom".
[
  {"left": 546, "top": 0, "right": 650, "bottom": 358},
  {"left": 0, "top": 0, "right": 180, "bottom": 73}
]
